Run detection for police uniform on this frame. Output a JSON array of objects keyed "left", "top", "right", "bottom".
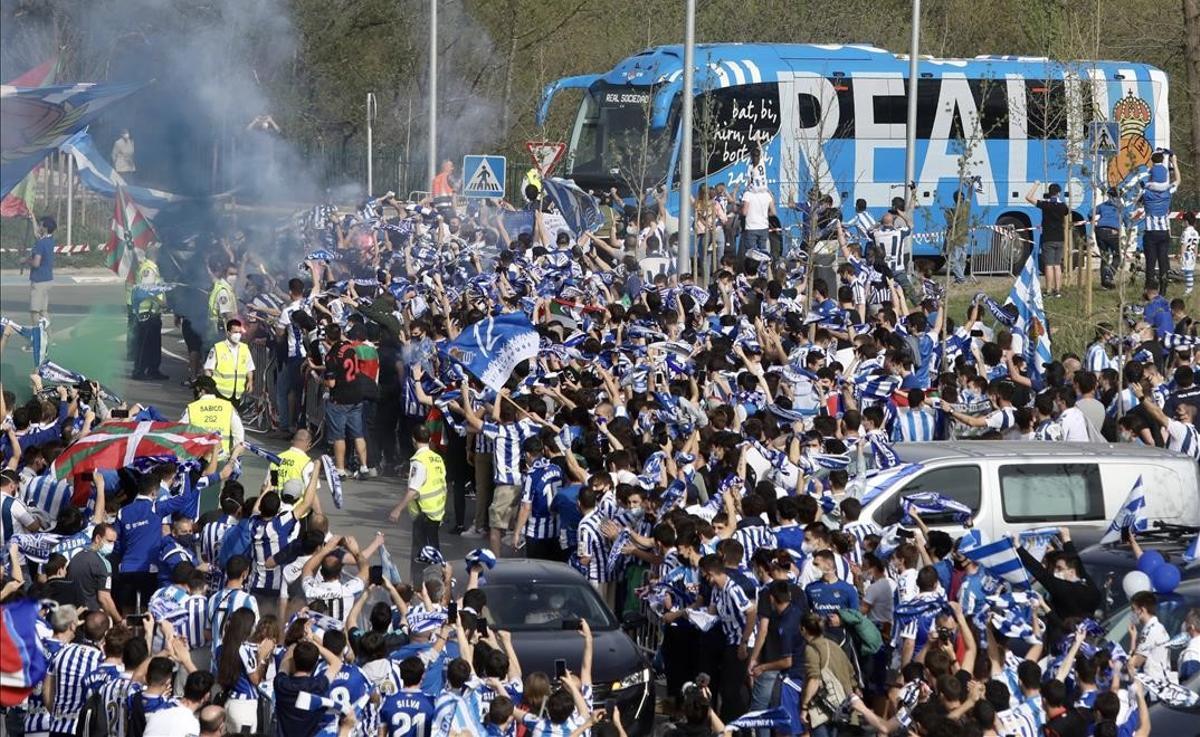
[
  {"left": 183, "top": 393, "right": 242, "bottom": 458},
  {"left": 132, "top": 258, "right": 166, "bottom": 378},
  {"left": 204, "top": 338, "right": 254, "bottom": 404},
  {"left": 408, "top": 445, "right": 447, "bottom": 580}
]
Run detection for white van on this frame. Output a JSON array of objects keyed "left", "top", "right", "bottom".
[{"left": 857, "top": 442, "right": 1200, "bottom": 546}]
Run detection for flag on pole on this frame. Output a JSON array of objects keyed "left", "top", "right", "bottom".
[
  {"left": 1099, "top": 476, "right": 1148, "bottom": 545},
  {"left": 104, "top": 185, "right": 158, "bottom": 282},
  {"left": 1007, "top": 245, "right": 1053, "bottom": 389},
  {"left": 440, "top": 313, "right": 540, "bottom": 391},
  {"left": 540, "top": 177, "right": 604, "bottom": 235},
  {"left": 961, "top": 535, "right": 1031, "bottom": 587}
]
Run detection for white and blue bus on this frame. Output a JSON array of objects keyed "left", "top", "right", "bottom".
[{"left": 537, "top": 43, "right": 1169, "bottom": 263}]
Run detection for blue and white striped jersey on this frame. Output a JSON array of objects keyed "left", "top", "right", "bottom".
[
  {"left": 23, "top": 638, "right": 65, "bottom": 735},
  {"left": 208, "top": 587, "right": 260, "bottom": 655},
  {"left": 51, "top": 525, "right": 93, "bottom": 561},
  {"left": 731, "top": 521, "right": 777, "bottom": 569},
  {"left": 98, "top": 673, "right": 141, "bottom": 737},
  {"left": 1084, "top": 342, "right": 1114, "bottom": 373},
  {"left": 575, "top": 510, "right": 609, "bottom": 583},
  {"left": 841, "top": 519, "right": 882, "bottom": 564},
  {"left": 482, "top": 419, "right": 540, "bottom": 485},
  {"left": 710, "top": 576, "right": 753, "bottom": 646},
  {"left": 20, "top": 473, "right": 73, "bottom": 524},
  {"left": 47, "top": 642, "right": 103, "bottom": 734},
  {"left": 161, "top": 594, "right": 210, "bottom": 650},
  {"left": 1167, "top": 419, "right": 1200, "bottom": 461},
  {"left": 893, "top": 407, "right": 938, "bottom": 442},
  {"left": 248, "top": 511, "right": 300, "bottom": 592},
  {"left": 432, "top": 689, "right": 484, "bottom": 737},
  {"left": 521, "top": 458, "right": 563, "bottom": 540},
  {"left": 200, "top": 513, "right": 237, "bottom": 589}
]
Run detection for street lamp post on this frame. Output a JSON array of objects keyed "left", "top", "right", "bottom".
[
  {"left": 676, "top": 0, "right": 696, "bottom": 277},
  {"left": 904, "top": 0, "right": 921, "bottom": 196},
  {"left": 366, "top": 92, "right": 377, "bottom": 196},
  {"left": 428, "top": 0, "right": 438, "bottom": 189}
]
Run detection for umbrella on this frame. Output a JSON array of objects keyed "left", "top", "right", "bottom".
[{"left": 51, "top": 421, "right": 221, "bottom": 482}]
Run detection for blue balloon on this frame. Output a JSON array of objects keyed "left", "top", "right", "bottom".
[
  {"left": 1151, "top": 563, "right": 1181, "bottom": 594},
  {"left": 1137, "top": 550, "right": 1166, "bottom": 575}
]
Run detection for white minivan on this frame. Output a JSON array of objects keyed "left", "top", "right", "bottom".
[{"left": 857, "top": 441, "right": 1200, "bottom": 546}]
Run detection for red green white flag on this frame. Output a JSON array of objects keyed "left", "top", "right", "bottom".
[
  {"left": 104, "top": 185, "right": 158, "bottom": 282},
  {"left": 51, "top": 421, "right": 220, "bottom": 482}
]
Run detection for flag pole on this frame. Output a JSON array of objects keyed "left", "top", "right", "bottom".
[{"left": 65, "top": 155, "right": 74, "bottom": 251}]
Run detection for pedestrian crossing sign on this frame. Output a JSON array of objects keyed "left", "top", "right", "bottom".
[
  {"left": 1087, "top": 121, "right": 1118, "bottom": 154},
  {"left": 462, "top": 155, "right": 506, "bottom": 198}
]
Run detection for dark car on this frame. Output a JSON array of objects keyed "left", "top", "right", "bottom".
[
  {"left": 475, "top": 560, "right": 655, "bottom": 737},
  {"left": 1080, "top": 522, "right": 1200, "bottom": 617},
  {"left": 1094, "top": 576, "right": 1200, "bottom": 732}
]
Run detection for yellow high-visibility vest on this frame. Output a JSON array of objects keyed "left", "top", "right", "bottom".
[
  {"left": 408, "top": 446, "right": 447, "bottom": 522},
  {"left": 210, "top": 341, "right": 251, "bottom": 399},
  {"left": 271, "top": 447, "right": 311, "bottom": 487},
  {"left": 187, "top": 396, "right": 234, "bottom": 456},
  {"left": 131, "top": 259, "right": 164, "bottom": 314},
  {"left": 208, "top": 278, "right": 234, "bottom": 328}
]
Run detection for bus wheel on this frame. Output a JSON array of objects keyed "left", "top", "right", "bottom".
[{"left": 995, "top": 214, "right": 1031, "bottom": 276}]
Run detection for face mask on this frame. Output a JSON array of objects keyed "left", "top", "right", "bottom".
[
  {"left": 1053, "top": 570, "right": 1074, "bottom": 582},
  {"left": 100, "top": 542, "right": 115, "bottom": 556},
  {"left": 627, "top": 507, "right": 644, "bottom": 521},
  {"left": 801, "top": 541, "right": 816, "bottom": 555},
  {"left": 229, "top": 332, "right": 243, "bottom": 344},
  {"left": 176, "top": 534, "right": 197, "bottom": 547}
]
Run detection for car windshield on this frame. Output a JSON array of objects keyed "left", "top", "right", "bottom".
[
  {"left": 1100, "top": 592, "right": 1200, "bottom": 693},
  {"left": 483, "top": 582, "right": 619, "bottom": 631}
]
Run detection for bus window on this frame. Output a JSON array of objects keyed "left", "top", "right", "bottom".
[
  {"left": 1023, "top": 80, "right": 1093, "bottom": 140},
  {"left": 565, "top": 83, "right": 678, "bottom": 194}
]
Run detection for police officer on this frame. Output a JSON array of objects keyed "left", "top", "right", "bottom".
[
  {"left": 388, "top": 425, "right": 446, "bottom": 581},
  {"left": 203, "top": 318, "right": 254, "bottom": 407},
  {"left": 131, "top": 242, "right": 169, "bottom": 380},
  {"left": 181, "top": 376, "right": 244, "bottom": 459},
  {"left": 270, "top": 429, "right": 315, "bottom": 489},
  {"left": 206, "top": 256, "right": 237, "bottom": 349}
]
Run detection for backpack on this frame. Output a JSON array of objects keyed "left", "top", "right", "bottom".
[
  {"left": 74, "top": 690, "right": 109, "bottom": 737},
  {"left": 217, "top": 518, "right": 253, "bottom": 570},
  {"left": 125, "top": 692, "right": 148, "bottom": 737}
]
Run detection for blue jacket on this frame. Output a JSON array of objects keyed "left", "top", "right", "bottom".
[
  {"left": 115, "top": 487, "right": 201, "bottom": 573},
  {"left": 1143, "top": 295, "right": 1174, "bottom": 337}
]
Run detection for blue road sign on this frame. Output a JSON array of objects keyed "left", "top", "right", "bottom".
[
  {"left": 462, "top": 155, "right": 506, "bottom": 198},
  {"left": 1087, "top": 121, "right": 1119, "bottom": 154}
]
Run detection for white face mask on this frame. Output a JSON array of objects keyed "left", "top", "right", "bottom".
[
  {"left": 801, "top": 541, "right": 816, "bottom": 555},
  {"left": 229, "top": 332, "right": 243, "bottom": 344},
  {"left": 99, "top": 542, "right": 115, "bottom": 556},
  {"left": 1054, "top": 570, "right": 1075, "bottom": 582}
]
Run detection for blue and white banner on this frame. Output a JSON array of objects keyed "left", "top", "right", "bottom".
[
  {"left": 320, "top": 454, "right": 343, "bottom": 509},
  {"left": 441, "top": 313, "right": 540, "bottom": 391},
  {"left": 1, "top": 316, "right": 47, "bottom": 367},
  {"left": 60, "top": 132, "right": 185, "bottom": 214},
  {"left": 241, "top": 440, "right": 283, "bottom": 466},
  {"left": 1099, "top": 476, "right": 1147, "bottom": 545},
  {"left": 901, "top": 492, "right": 974, "bottom": 526},
  {"left": 1018, "top": 526, "right": 1060, "bottom": 561},
  {"left": 961, "top": 535, "right": 1030, "bottom": 587},
  {"left": 541, "top": 177, "right": 604, "bottom": 235},
  {"left": 379, "top": 544, "right": 403, "bottom": 585}
]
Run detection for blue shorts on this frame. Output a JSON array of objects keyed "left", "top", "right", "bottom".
[{"left": 325, "top": 400, "right": 364, "bottom": 440}]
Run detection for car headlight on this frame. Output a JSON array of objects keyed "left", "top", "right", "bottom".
[{"left": 612, "top": 668, "right": 651, "bottom": 691}]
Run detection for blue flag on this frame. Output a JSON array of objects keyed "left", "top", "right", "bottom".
[
  {"left": 441, "top": 313, "right": 540, "bottom": 391},
  {"left": 901, "top": 492, "right": 974, "bottom": 526},
  {"left": 379, "top": 544, "right": 403, "bottom": 585},
  {"left": 320, "top": 454, "right": 343, "bottom": 509},
  {"left": 60, "top": 132, "right": 185, "bottom": 214},
  {"left": 1008, "top": 244, "right": 1053, "bottom": 389},
  {"left": 241, "top": 440, "right": 282, "bottom": 466},
  {"left": 1, "top": 82, "right": 142, "bottom": 197},
  {"left": 541, "top": 177, "right": 604, "bottom": 235},
  {"left": 962, "top": 535, "right": 1030, "bottom": 587},
  {"left": 728, "top": 708, "right": 794, "bottom": 730}
]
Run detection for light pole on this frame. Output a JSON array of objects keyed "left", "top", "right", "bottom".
[
  {"left": 676, "top": 0, "right": 696, "bottom": 277},
  {"left": 904, "top": 0, "right": 921, "bottom": 196},
  {"left": 366, "top": 92, "right": 377, "bottom": 196},
  {"left": 428, "top": 0, "right": 438, "bottom": 190}
]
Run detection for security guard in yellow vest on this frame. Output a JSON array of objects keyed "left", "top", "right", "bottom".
[
  {"left": 270, "top": 429, "right": 315, "bottom": 488},
  {"left": 207, "top": 259, "right": 237, "bottom": 346},
  {"left": 131, "top": 245, "right": 169, "bottom": 381},
  {"left": 389, "top": 425, "right": 446, "bottom": 580},
  {"left": 181, "top": 376, "right": 243, "bottom": 458},
  {"left": 203, "top": 318, "right": 254, "bottom": 405}
]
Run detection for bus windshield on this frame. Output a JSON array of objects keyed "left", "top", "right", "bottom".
[{"left": 566, "top": 84, "right": 677, "bottom": 195}]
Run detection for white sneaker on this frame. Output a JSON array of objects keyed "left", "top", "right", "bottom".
[
  {"left": 461, "top": 527, "right": 486, "bottom": 539},
  {"left": 336, "top": 468, "right": 349, "bottom": 478}
]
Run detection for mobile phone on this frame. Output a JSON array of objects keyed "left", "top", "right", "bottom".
[
  {"left": 270, "top": 469, "right": 280, "bottom": 486},
  {"left": 111, "top": 408, "right": 130, "bottom": 419},
  {"left": 561, "top": 619, "right": 583, "bottom": 631},
  {"left": 554, "top": 659, "right": 568, "bottom": 680},
  {"left": 605, "top": 699, "right": 616, "bottom": 719},
  {"left": 125, "top": 613, "right": 146, "bottom": 628},
  {"left": 447, "top": 600, "right": 458, "bottom": 623},
  {"left": 477, "top": 616, "right": 489, "bottom": 636},
  {"left": 369, "top": 565, "right": 384, "bottom": 586}
]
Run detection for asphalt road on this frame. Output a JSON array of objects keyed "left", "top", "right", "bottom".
[{"left": 1, "top": 272, "right": 487, "bottom": 579}]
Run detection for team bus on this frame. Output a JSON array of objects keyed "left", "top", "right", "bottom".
[{"left": 536, "top": 43, "right": 1169, "bottom": 263}]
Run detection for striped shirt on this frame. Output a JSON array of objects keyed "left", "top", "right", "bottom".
[
  {"left": 521, "top": 458, "right": 563, "bottom": 540},
  {"left": 48, "top": 642, "right": 103, "bottom": 734},
  {"left": 200, "top": 513, "right": 237, "bottom": 589},
  {"left": 161, "top": 594, "right": 210, "bottom": 650},
  {"left": 1166, "top": 419, "right": 1200, "bottom": 461},
  {"left": 208, "top": 587, "right": 260, "bottom": 654},
  {"left": 214, "top": 642, "right": 261, "bottom": 699},
  {"left": 278, "top": 298, "right": 312, "bottom": 359},
  {"left": 0, "top": 493, "right": 37, "bottom": 545},
  {"left": 433, "top": 689, "right": 483, "bottom": 737},
  {"left": 710, "top": 577, "right": 753, "bottom": 646},
  {"left": 301, "top": 575, "right": 366, "bottom": 621},
  {"left": 850, "top": 210, "right": 877, "bottom": 244},
  {"left": 893, "top": 407, "right": 938, "bottom": 442},
  {"left": 872, "top": 225, "right": 911, "bottom": 273},
  {"left": 23, "top": 638, "right": 65, "bottom": 734},
  {"left": 482, "top": 419, "right": 540, "bottom": 485},
  {"left": 99, "top": 673, "right": 142, "bottom": 737},
  {"left": 1084, "top": 342, "right": 1113, "bottom": 373},
  {"left": 842, "top": 519, "right": 883, "bottom": 563},
  {"left": 984, "top": 407, "right": 1020, "bottom": 438},
  {"left": 51, "top": 526, "right": 94, "bottom": 562},
  {"left": 576, "top": 510, "right": 609, "bottom": 583},
  {"left": 997, "top": 699, "right": 1046, "bottom": 737},
  {"left": 248, "top": 511, "right": 300, "bottom": 592},
  {"left": 732, "top": 522, "right": 777, "bottom": 569},
  {"left": 21, "top": 473, "right": 73, "bottom": 523}
]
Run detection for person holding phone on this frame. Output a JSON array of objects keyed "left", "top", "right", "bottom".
[{"left": 300, "top": 531, "right": 385, "bottom": 621}]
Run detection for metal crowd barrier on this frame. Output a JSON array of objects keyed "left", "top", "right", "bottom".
[
  {"left": 970, "top": 224, "right": 1021, "bottom": 275},
  {"left": 628, "top": 599, "right": 665, "bottom": 661}
]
